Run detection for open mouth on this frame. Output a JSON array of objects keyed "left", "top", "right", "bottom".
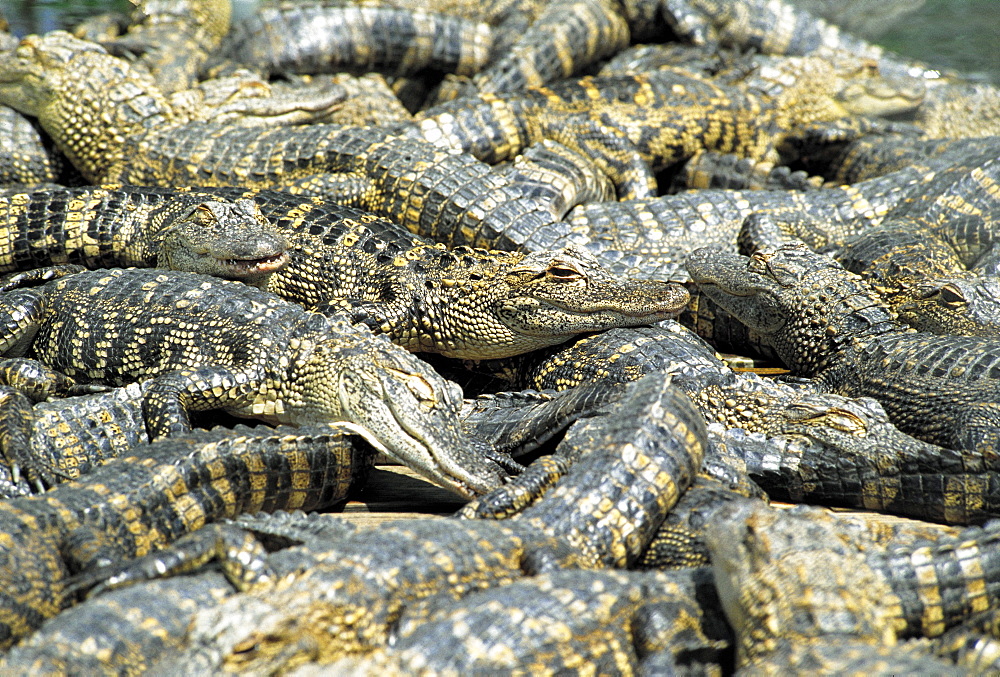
[{"left": 218, "top": 251, "right": 290, "bottom": 277}]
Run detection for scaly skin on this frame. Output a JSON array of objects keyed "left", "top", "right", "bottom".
[
  {"left": 1, "top": 185, "right": 689, "bottom": 359},
  {"left": 686, "top": 242, "right": 1000, "bottom": 454},
  {"left": 0, "top": 185, "right": 289, "bottom": 282},
  {"left": 0, "top": 423, "right": 373, "bottom": 650},
  {"left": 109, "top": 0, "right": 232, "bottom": 93},
  {"left": 705, "top": 499, "right": 967, "bottom": 673},
  {"left": 408, "top": 56, "right": 917, "bottom": 199},
  {"left": 461, "top": 372, "right": 708, "bottom": 568},
  {"left": 0, "top": 267, "right": 509, "bottom": 496},
  {"left": 224, "top": 3, "right": 493, "bottom": 77}
]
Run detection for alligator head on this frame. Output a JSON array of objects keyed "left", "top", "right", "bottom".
[
  {"left": 289, "top": 322, "right": 510, "bottom": 498},
  {"left": 411, "top": 244, "right": 689, "bottom": 359},
  {"left": 686, "top": 242, "right": 896, "bottom": 375},
  {"left": 156, "top": 199, "right": 290, "bottom": 287}
]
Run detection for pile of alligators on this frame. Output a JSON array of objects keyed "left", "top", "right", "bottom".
[{"left": 1, "top": 0, "right": 1000, "bottom": 672}]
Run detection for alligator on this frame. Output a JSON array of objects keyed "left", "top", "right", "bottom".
[
  {"left": 494, "top": 139, "right": 615, "bottom": 220},
  {"left": 0, "top": 570, "right": 238, "bottom": 674},
  {"left": 0, "top": 185, "right": 289, "bottom": 282},
  {"left": 63, "top": 517, "right": 582, "bottom": 672},
  {"left": 705, "top": 497, "right": 1000, "bottom": 671},
  {"left": 686, "top": 242, "right": 1000, "bottom": 454},
  {"left": 0, "top": 32, "right": 565, "bottom": 255},
  {"left": 0, "top": 185, "right": 689, "bottom": 359},
  {"left": 0, "top": 31, "right": 944, "bottom": 285},
  {"left": 40, "top": 373, "right": 708, "bottom": 671},
  {"left": 597, "top": 44, "right": 926, "bottom": 119},
  {"left": 42, "top": 517, "right": 728, "bottom": 675},
  {"left": 0, "top": 105, "right": 77, "bottom": 188},
  {"left": 635, "top": 433, "right": 769, "bottom": 571},
  {"left": 430, "top": 0, "right": 629, "bottom": 101},
  {"left": 563, "top": 139, "right": 1000, "bottom": 281},
  {"left": 102, "top": 0, "right": 231, "bottom": 93},
  {"left": 0, "top": 421, "right": 381, "bottom": 651},
  {"left": 0, "top": 381, "right": 152, "bottom": 495},
  {"left": 460, "top": 371, "right": 708, "bottom": 568},
  {"left": 738, "top": 147, "right": 1000, "bottom": 272},
  {"left": 221, "top": 2, "right": 494, "bottom": 78},
  {"left": 406, "top": 56, "right": 920, "bottom": 199},
  {"left": 0, "top": 266, "right": 511, "bottom": 496},
  {"left": 659, "top": 0, "right": 940, "bottom": 80},
  {"left": 739, "top": 213, "right": 1000, "bottom": 338},
  {"left": 916, "top": 81, "right": 1000, "bottom": 140},
  {"left": 668, "top": 150, "right": 824, "bottom": 192},
  {"left": 329, "top": 568, "right": 730, "bottom": 675},
  {"left": 715, "top": 392, "right": 1000, "bottom": 525}
]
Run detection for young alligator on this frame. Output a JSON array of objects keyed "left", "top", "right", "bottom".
[
  {"left": 686, "top": 242, "right": 1000, "bottom": 454},
  {"left": 0, "top": 185, "right": 289, "bottom": 283},
  {"left": 0, "top": 31, "right": 562, "bottom": 258},
  {"left": 0, "top": 267, "right": 509, "bottom": 496},
  {"left": 705, "top": 499, "right": 972, "bottom": 672},
  {"left": 716, "top": 393, "right": 1000, "bottom": 525},
  {"left": 103, "top": 0, "right": 231, "bottom": 93},
  {"left": 0, "top": 422, "right": 374, "bottom": 650},
  {"left": 564, "top": 139, "right": 1000, "bottom": 281},
  {"left": 460, "top": 371, "right": 708, "bottom": 568},
  {"left": 739, "top": 212, "right": 1000, "bottom": 338},
  {"left": 40, "top": 373, "right": 709, "bottom": 671},
  {"left": 406, "top": 56, "right": 917, "bottom": 199},
  {"left": 1, "top": 185, "right": 689, "bottom": 359},
  {"left": 222, "top": 2, "right": 494, "bottom": 78}
]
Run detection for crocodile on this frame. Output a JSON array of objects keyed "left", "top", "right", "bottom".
[
  {"left": 686, "top": 242, "right": 1000, "bottom": 454},
  {"left": 0, "top": 185, "right": 689, "bottom": 359},
  {"left": 705, "top": 497, "right": 1000, "bottom": 671},
  {"left": 0, "top": 422, "right": 375, "bottom": 651},
  {"left": 0, "top": 266, "right": 510, "bottom": 496}
]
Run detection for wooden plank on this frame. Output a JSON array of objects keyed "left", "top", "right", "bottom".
[{"left": 334, "top": 465, "right": 468, "bottom": 518}]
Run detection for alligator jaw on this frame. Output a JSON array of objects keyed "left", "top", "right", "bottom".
[{"left": 218, "top": 251, "right": 291, "bottom": 279}]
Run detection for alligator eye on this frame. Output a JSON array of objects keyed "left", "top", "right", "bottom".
[
  {"left": 545, "top": 264, "right": 582, "bottom": 281},
  {"left": 383, "top": 367, "right": 437, "bottom": 404},
  {"left": 937, "top": 283, "right": 967, "bottom": 308},
  {"left": 406, "top": 374, "right": 436, "bottom": 403},
  {"left": 786, "top": 404, "right": 867, "bottom": 435}
]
